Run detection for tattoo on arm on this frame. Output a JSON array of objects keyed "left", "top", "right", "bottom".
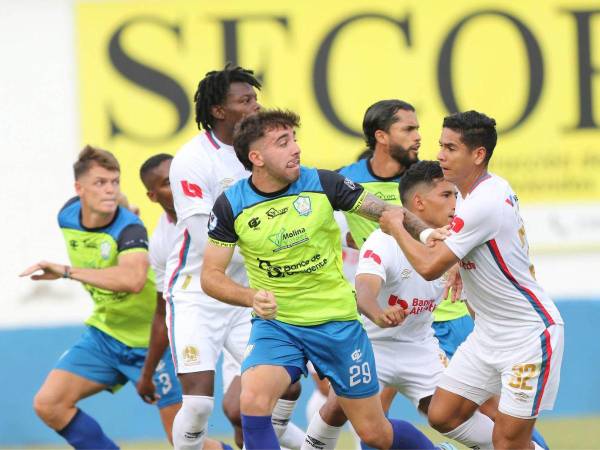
[
  {"left": 355, "top": 193, "right": 388, "bottom": 221},
  {"left": 402, "top": 208, "right": 429, "bottom": 239}
]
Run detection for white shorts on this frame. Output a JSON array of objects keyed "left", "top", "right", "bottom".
[
  {"left": 165, "top": 290, "right": 252, "bottom": 374},
  {"left": 439, "top": 324, "right": 564, "bottom": 418},
  {"left": 372, "top": 338, "right": 446, "bottom": 406},
  {"left": 222, "top": 349, "right": 241, "bottom": 394}
]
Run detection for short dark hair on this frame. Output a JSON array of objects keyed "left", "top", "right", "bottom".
[
  {"left": 233, "top": 109, "right": 300, "bottom": 171},
  {"left": 194, "top": 63, "right": 262, "bottom": 131},
  {"left": 399, "top": 160, "right": 444, "bottom": 204},
  {"left": 73, "top": 145, "right": 120, "bottom": 180},
  {"left": 443, "top": 110, "right": 497, "bottom": 163},
  {"left": 363, "top": 100, "right": 415, "bottom": 150},
  {"left": 139, "top": 153, "right": 173, "bottom": 182}
]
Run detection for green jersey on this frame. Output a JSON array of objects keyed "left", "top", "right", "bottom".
[
  {"left": 58, "top": 197, "right": 156, "bottom": 347},
  {"left": 338, "top": 158, "right": 402, "bottom": 246},
  {"left": 433, "top": 293, "right": 470, "bottom": 322},
  {"left": 208, "top": 167, "right": 367, "bottom": 326}
]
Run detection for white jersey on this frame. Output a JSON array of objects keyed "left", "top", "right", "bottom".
[
  {"left": 149, "top": 212, "right": 177, "bottom": 292},
  {"left": 164, "top": 131, "right": 250, "bottom": 295},
  {"left": 357, "top": 229, "right": 445, "bottom": 343},
  {"left": 445, "top": 173, "right": 563, "bottom": 349}
]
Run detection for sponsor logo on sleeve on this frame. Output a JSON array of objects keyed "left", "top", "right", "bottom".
[
  {"left": 208, "top": 212, "right": 218, "bottom": 231},
  {"left": 450, "top": 216, "right": 465, "bottom": 232},
  {"left": 248, "top": 217, "right": 261, "bottom": 228},
  {"left": 363, "top": 249, "right": 381, "bottom": 264},
  {"left": 181, "top": 180, "right": 203, "bottom": 198},
  {"left": 343, "top": 177, "right": 356, "bottom": 190}
]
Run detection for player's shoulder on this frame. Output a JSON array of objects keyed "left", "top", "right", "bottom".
[
  {"left": 105, "top": 206, "right": 146, "bottom": 241},
  {"left": 337, "top": 159, "right": 369, "bottom": 180},
  {"left": 58, "top": 196, "right": 81, "bottom": 228},
  {"left": 362, "top": 229, "right": 399, "bottom": 258},
  {"left": 172, "top": 133, "right": 213, "bottom": 166}
]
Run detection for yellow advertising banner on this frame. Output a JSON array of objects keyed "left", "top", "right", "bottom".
[{"left": 76, "top": 0, "right": 600, "bottom": 230}]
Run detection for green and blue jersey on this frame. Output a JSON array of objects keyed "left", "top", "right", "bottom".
[
  {"left": 208, "top": 167, "right": 367, "bottom": 326},
  {"left": 58, "top": 197, "right": 156, "bottom": 348}
]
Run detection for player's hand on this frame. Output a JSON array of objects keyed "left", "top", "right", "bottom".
[
  {"left": 373, "top": 305, "right": 406, "bottom": 328},
  {"left": 253, "top": 290, "right": 278, "bottom": 319},
  {"left": 442, "top": 263, "right": 463, "bottom": 302},
  {"left": 136, "top": 376, "right": 159, "bottom": 404},
  {"left": 379, "top": 208, "right": 405, "bottom": 236},
  {"left": 424, "top": 225, "right": 451, "bottom": 247},
  {"left": 346, "top": 231, "right": 358, "bottom": 250},
  {"left": 19, "top": 261, "right": 65, "bottom": 280}
]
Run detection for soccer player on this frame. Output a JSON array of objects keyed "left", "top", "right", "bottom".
[
  {"left": 338, "top": 99, "right": 419, "bottom": 248},
  {"left": 202, "top": 109, "right": 448, "bottom": 450},
  {"left": 140, "top": 153, "right": 304, "bottom": 450},
  {"left": 380, "top": 111, "right": 564, "bottom": 449},
  {"left": 303, "top": 161, "right": 495, "bottom": 450},
  {"left": 164, "top": 65, "right": 301, "bottom": 450},
  {"left": 21, "top": 146, "right": 180, "bottom": 448}
]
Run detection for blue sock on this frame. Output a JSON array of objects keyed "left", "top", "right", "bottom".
[
  {"left": 389, "top": 419, "right": 436, "bottom": 449},
  {"left": 532, "top": 428, "right": 549, "bottom": 450},
  {"left": 57, "top": 409, "right": 119, "bottom": 449},
  {"left": 241, "top": 414, "right": 280, "bottom": 450},
  {"left": 220, "top": 442, "right": 234, "bottom": 450}
]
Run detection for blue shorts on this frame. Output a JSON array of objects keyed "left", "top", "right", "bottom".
[
  {"left": 55, "top": 326, "right": 181, "bottom": 409},
  {"left": 242, "top": 318, "right": 379, "bottom": 399},
  {"left": 432, "top": 315, "right": 474, "bottom": 359}
]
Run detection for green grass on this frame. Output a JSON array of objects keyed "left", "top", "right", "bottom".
[{"left": 15, "top": 416, "right": 600, "bottom": 449}]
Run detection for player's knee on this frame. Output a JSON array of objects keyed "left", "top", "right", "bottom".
[
  {"left": 281, "top": 380, "right": 301, "bottom": 401},
  {"left": 182, "top": 395, "right": 214, "bottom": 422},
  {"left": 427, "top": 406, "right": 454, "bottom": 433},
  {"left": 319, "top": 400, "right": 347, "bottom": 427},
  {"left": 354, "top": 425, "right": 386, "bottom": 449},
  {"left": 33, "top": 391, "right": 62, "bottom": 426},
  {"left": 240, "top": 388, "right": 275, "bottom": 416},
  {"left": 222, "top": 395, "right": 241, "bottom": 426}
]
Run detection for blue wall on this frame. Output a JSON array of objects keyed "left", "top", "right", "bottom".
[{"left": 1, "top": 299, "right": 598, "bottom": 446}]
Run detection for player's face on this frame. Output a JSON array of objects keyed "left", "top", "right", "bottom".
[
  {"left": 145, "top": 159, "right": 175, "bottom": 217},
  {"left": 76, "top": 163, "right": 120, "bottom": 215},
  {"left": 420, "top": 179, "right": 456, "bottom": 228},
  {"left": 222, "top": 82, "right": 261, "bottom": 127},
  {"left": 259, "top": 126, "right": 301, "bottom": 184},
  {"left": 385, "top": 110, "right": 421, "bottom": 167},
  {"left": 437, "top": 127, "right": 475, "bottom": 184}
]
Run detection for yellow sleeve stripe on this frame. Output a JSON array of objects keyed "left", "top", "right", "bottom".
[
  {"left": 349, "top": 190, "right": 368, "bottom": 213},
  {"left": 208, "top": 237, "right": 236, "bottom": 248}
]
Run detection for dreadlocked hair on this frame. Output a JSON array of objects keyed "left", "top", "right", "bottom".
[{"left": 193, "top": 63, "right": 262, "bottom": 131}]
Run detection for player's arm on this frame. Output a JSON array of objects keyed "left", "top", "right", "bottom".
[
  {"left": 20, "top": 251, "right": 148, "bottom": 293},
  {"left": 356, "top": 273, "right": 405, "bottom": 328},
  {"left": 137, "top": 291, "right": 168, "bottom": 404},
  {"left": 380, "top": 208, "right": 458, "bottom": 281}
]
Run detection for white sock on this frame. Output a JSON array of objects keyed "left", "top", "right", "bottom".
[
  {"left": 279, "top": 421, "right": 306, "bottom": 450},
  {"left": 301, "top": 412, "right": 342, "bottom": 450},
  {"left": 533, "top": 442, "right": 544, "bottom": 450},
  {"left": 305, "top": 390, "right": 327, "bottom": 424},
  {"left": 272, "top": 399, "right": 297, "bottom": 439},
  {"left": 442, "top": 411, "right": 494, "bottom": 449},
  {"left": 172, "top": 395, "right": 214, "bottom": 450}
]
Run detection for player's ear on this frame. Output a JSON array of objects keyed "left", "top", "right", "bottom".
[
  {"left": 74, "top": 180, "right": 83, "bottom": 196},
  {"left": 413, "top": 193, "right": 425, "bottom": 212},
  {"left": 211, "top": 104, "right": 225, "bottom": 121},
  {"left": 472, "top": 146, "right": 487, "bottom": 166},
  {"left": 248, "top": 148, "right": 264, "bottom": 168},
  {"left": 146, "top": 191, "right": 157, "bottom": 203},
  {"left": 374, "top": 129, "right": 387, "bottom": 147}
]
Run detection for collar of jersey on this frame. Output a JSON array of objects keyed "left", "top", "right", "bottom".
[
  {"left": 79, "top": 205, "right": 121, "bottom": 231},
  {"left": 248, "top": 176, "right": 291, "bottom": 198},
  {"left": 366, "top": 158, "right": 404, "bottom": 182}
]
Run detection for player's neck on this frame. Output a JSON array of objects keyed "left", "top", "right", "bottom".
[
  {"left": 370, "top": 149, "right": 404, "bottom": 178},
  {"left": 250, "top": 169, "right": 290, "bottom": 195},
  {"left": 80, "top": 204, "right": 116, "bottom": 229},
  {"left": 211, "top": 124, "right": 234, "bottom": 146},
  {"left": 457, "top": 167, "right": 489, "bottom": 197}
]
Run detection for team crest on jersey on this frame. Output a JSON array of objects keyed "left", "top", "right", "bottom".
[
  {"left": 208, "top": 212, "right": 218, "bottom": 231},
  {"left": 182, "top": 345, "right": 199, "bottom": 365},
  {"left": 351, "top": 348, "right": 362, "bottom": 361},
  {"left": 293, "top": 196, "right": 311, "bottom": 216},
  {"left": 100, "top": 241, "right": 111, "bottom": 260}
]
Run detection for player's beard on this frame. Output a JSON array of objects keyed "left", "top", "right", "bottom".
[{"left": 390, "top": 144, "right": 419, "bottom": 170}]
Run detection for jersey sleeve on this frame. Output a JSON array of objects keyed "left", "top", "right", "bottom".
[
  {"left": 207, "top": 194, "right": 238, "bottom": 247},
  {"left": 444, "top": 196, "right": 501, "bottom": 260},
  {"left": 356, "top": 231, "right": 396, "bottom": 283},
  {"left": 317, "top": 169, "right": 366, "bottom": 212},
  {"left": 149, "top": 231, "right": 166, "bottom": 293},
  {"left": 170, "top": 153, "right": 216, "bottom": 221},
  {"left": 117, "top": 224, "right": 149, "bottom": 253}
]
